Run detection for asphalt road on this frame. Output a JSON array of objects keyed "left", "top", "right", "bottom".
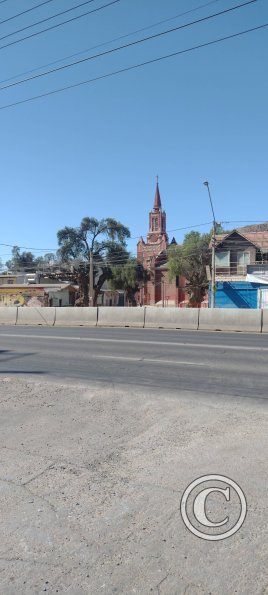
[{"left": 0, "top": 326, "right": 268, "bottom": 400}]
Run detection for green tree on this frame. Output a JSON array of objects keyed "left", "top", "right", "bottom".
[
  {"left": 109, "top": 258, "right": 148, "bottom": 306},
  {"left": 168, "top": 231, "right": 211, "bottom": 305},
  {"left": 34, "top": 253, "right": 57, "bottom": 270},
  {"left": 6, "top": 246, "right": 37, "bottom": 271},
  {"left": 57, "top": 217, "right": 130, "bottom": 306}
]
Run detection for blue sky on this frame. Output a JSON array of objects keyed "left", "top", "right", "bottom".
[{"left": 0, "top": 0, "right": 267, "bottom": 264}]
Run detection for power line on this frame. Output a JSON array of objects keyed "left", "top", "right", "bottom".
[
  {"left": 2, "top": 220, "right": 268, "bottom": 252},
  {"left": 0, "top": 0, "right": 96, "bottom": 39},
  {"left": 1, "top": 220, "right": 268, "bottom": 254},
  {"left": 0, "top": 243, "right": 58, "bottom": 251},
  {"left": 133, "top": 222, "right": 214, "bottom": 240},
  {"left": 0, "top": 0, "right": 223, "bottom": 85},
  {"left": 0, "top": 0, "right": 259, "bottom": 92},
  {"left": 0, "top": 222, "right": 214, "bottom": 251},
  {"left": 0, "top": 0, "right": 57, "bottom": 26},
  {"left": 0, "top": 219, "right": 267, "bottom": 262},
  {"left": 0, "top": 0, "right": 120, "bottom": 51},
  {"left": 1, "top": 252, "right": 208, "bottom": 267},
  {"left": 1, "top": 20, "right": 267, "bottom": 111}
]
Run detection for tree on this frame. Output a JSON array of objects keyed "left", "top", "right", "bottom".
[
  {"left": 168, "top": 231, "right": 211, "bottom": 305},
  {"left": 57, "top": 217, "right": 131, "bottom": 306},
  {"left": 109, "top": 258, "right": 148, "bottom": 306},
  {"left": 6, "top": 246, "right": 37, "bottom": 271}
]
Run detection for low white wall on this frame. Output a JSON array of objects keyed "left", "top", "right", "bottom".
[
  {"left": 144, "top": 307, "right": 199, "bottom": 330},
  {"left": 199, "top": 308, "right": 262, "bottom": 332},
  {"left": 55, "top": 307, "right": 97, "bottom": 327},
  {"left": 0, "top": 306, "right": 265, "bottom": 332},
  {"left": 262, "top": 310, "right": 268, "bottom": 333},
  {"left": 16, "top": 307, "right": 56, "bottom": 326},
  {"left": 0, "top": 307, "right": 17, "bottom": 325},
  {"left": 97, "top": 306, "right": 145, "bottom": 327}
]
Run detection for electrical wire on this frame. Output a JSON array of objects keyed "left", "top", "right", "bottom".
[
  {"left": 0, "top": 0, "right": 225, "bottom": 85},
  {"left": 0, "top": 222, "right": 215, "bottom": 251},
  {"left": 0, "top": 0, "right": 120, "bottom": 51},
  {"left": 1, "top": 220, "right": 268, "bottom": 254},
  {"left": 3, "top": 252, "right": 268, "bottom": 272},
  {"left": 0, "top": 0, "right": 98, "bottom": 40},
  {"left": 0, "top": 0, "right": 259, "bottom": 92},
  {"left": 1, "top": 20, "right": 266, "bottom": 111},
  {"left": 0, "top": 0, "right": 57, "bottom": 26}
]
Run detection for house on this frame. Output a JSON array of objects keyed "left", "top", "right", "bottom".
[
  {"left": 0, "top": 274, "right": 17, "bottom": 285},
  {"left": 96, "top": 281, "right": 125, "bottom": 307},
  {"left": 0, "top": 284, "right": 77, "bottom": 307},
  {"left": 137, "top": 180, "right": 186, "bottom": 307},
  {"left": 211, "top": 224, "right": 268, "bottom": 308},
  {"left": 0, "top": 273, "right": 39, "bottom": 285}
]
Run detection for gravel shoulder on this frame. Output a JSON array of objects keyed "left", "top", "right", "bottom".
[{"left": 0, "top": 376, "right": 267, "bottom": 594}]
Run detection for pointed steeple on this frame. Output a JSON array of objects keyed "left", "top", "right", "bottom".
[
  {"left": 153, "top": 175, "right": 162, "bottom": 210},
  {"left": 147, "top": 177, "right": 167, "bottom": 241}
]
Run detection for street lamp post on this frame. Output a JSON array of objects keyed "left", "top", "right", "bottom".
[
  {"left": 203, "top": 181, "right": 216, "bottom": 308},
  {"left": 89, "top": 250, "right": 94, "bottom": 306}
]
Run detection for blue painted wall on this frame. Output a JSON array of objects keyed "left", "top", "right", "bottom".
[{"left": 209, "top": 281, "right": 266, "bottom": 308}]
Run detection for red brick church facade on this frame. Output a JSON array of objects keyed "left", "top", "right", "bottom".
[{"left": 137, "top": 180, "right": 187, "bottom": 307}]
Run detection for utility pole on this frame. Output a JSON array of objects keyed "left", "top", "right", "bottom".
[
  {"left": 203, "top": 181, "right": 216, "bottom": 308},
  {"left": 162, "top": 278, "right": 165, "bottom": 307},
  {"left": 89, "top": 250, "right": 94, "bottom": 306}
]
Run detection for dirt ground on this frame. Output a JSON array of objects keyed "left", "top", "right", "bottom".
[{"left": 0, "top": 376, "right": 267, "bottom": 594}]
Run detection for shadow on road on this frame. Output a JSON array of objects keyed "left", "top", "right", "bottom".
[
  {"left": 0, "top": 370, "right": 44, "bottom": 375},
  {"left": 0, "top": 350, "right": 37, "bottom": 364},
  {"left": 0, "top": 349, "right": 45, "bottom": 376}
]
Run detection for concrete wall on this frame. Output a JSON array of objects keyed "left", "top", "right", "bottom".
[
  {"left": 55, "top": 307, "right": 97, "bottom": 327},
  {"left": 199, "top": 308, "right": 262, "bottom": 332},
  {"left": 0, "top": 306, "right": 266, "bottom": 332},
  {"left": 98, "top": 306, "right": 145, "bottom": 327},
  {"left": 0, "top": 307, "right": 17, "bottom": 324},
  {"left": 17, "top": 307, "right": 56, "bottom": 326},
  {"left": 145, "top": 307, "right": 198, "bottom": 330}
]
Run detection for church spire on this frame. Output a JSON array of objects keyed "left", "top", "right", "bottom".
[
  {"left": 147, "top": 178, "right": 167, "bottom": 240},
  {"left": 153, "top": 175, "right": 162, "bottom": 210}
]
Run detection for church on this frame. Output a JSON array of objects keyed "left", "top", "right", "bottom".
[{"left": 137, "top": 180, "right": 187, "bottom": 307}]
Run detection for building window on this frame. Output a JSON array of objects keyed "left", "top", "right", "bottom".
[
  {"left": 237, "top": 251, "right": 250, "bottom": 266},
  {"left": 152, "top": 217, "right": 159, "bottom": 231},
  {"left": 215, "top": 251, "right": 230, "bottom": 267}
]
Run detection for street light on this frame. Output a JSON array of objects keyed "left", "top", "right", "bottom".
[{"left": 203, "top": 181, "right": 216, "bottom": 308}]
